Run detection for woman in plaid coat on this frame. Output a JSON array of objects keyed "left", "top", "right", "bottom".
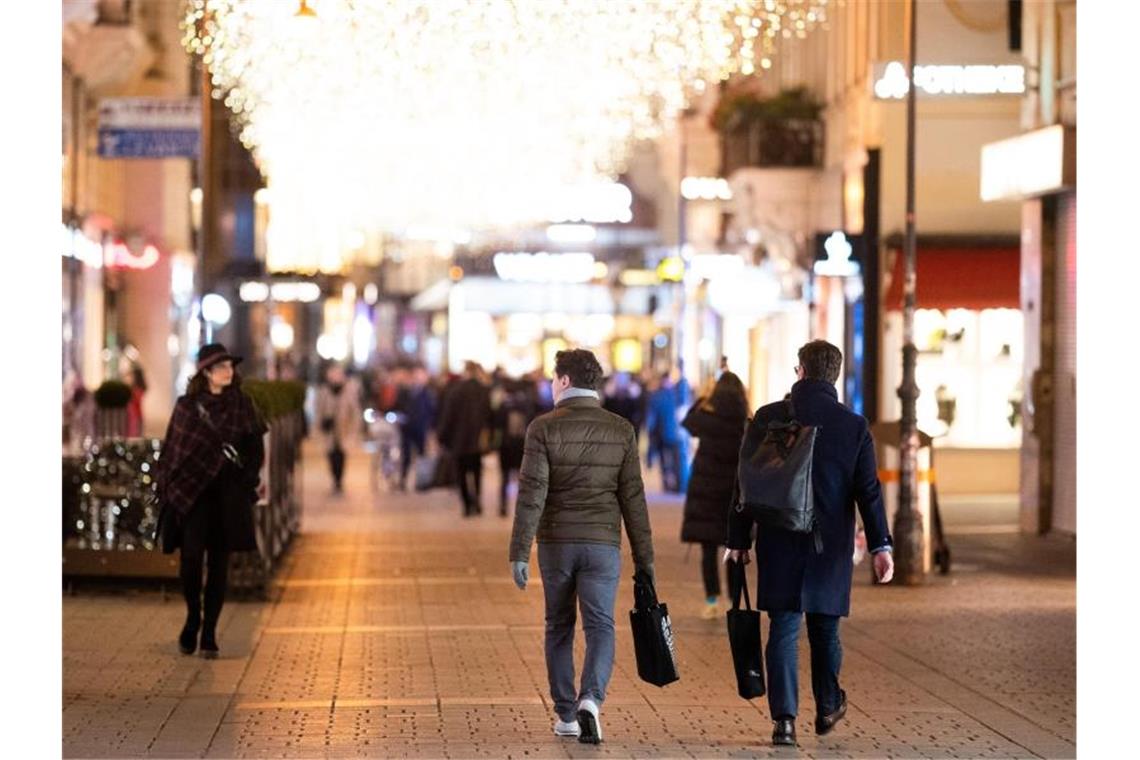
[{"left": 157, "top": 344, "right": 265, "bottom": 659}]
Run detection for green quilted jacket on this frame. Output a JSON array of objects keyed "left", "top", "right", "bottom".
[{"left": 508, "top": 395, "right": 654, "bottom": 568}]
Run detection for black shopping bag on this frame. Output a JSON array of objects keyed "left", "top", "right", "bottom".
[
  {"left": 414, "top": 452, "right": 457, "bottom": 491},
  {"left": 726, "top": 559, "right": 765, "bottom": 698},
  {"left": 629, "top": 570, "right": 680, "bottom": 687}
]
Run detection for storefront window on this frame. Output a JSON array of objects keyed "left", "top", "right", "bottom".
[{"left": 909, "top": 308, "right": 1023, "bottom": 447}]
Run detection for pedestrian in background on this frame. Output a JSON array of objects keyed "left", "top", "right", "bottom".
[
  {"left": 437, "top": 361, "right": 492, "bottom": 516},
  {"left": 492, "top": 376, "right": 537, "bottom": 517},
  {"left": 156, "top": 344, "right": 265, "bottom": 659},
  {"left": 395, "top": 365, "right": 435, "bottom": 492},
  {"left": 509, "top": 348, "right": 656, "bottom": 745},
  {"left": 726, "top": 340, "right": 894, "bottom": 747},
  {"left": 316, "top": 363, "right": 361, "bottom": 495},
  {"left": 126, "top": 365, "right": 147, "bottom": 438},
  {"left": 602, "top": 372, "right": 645, "bottom": 445},
  {"left": 646, "top": 372, "right": 684, "bottom": 492},
  {"left": 680, "top": 370, "right": 749, "bottom": 620}
]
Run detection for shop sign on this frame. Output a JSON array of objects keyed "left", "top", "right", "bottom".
[
  {"left": 105, "top": 240, "right": 161, "bottom": 270},
  {"left": 98, "top": 98, "right": 200, "bottom": 158},
  {"left": 656, "top": 256, "right": 685, "bottom": 282},
  {"left": 872, "top": 61, "right": 1025, "bottom": 100},
  {"left": 239, "top": 281, "right": 323, "bottom": 303},
  {"left": 492, "top": 251, "right": 596, "bottom": 283},
  {"left": 980, "top": 124, "right": 1076, "bottom": 202}
]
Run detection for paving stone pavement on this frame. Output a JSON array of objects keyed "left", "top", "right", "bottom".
[{"left": 63, "top": 444, "right": 1076, "bottom": 759}]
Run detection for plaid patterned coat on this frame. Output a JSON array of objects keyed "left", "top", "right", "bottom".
[{"left": 157, "top": 386, "right": 265, "bottom": 517}]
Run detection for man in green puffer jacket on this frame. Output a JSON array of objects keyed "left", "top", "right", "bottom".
[{"left": 509, "top": 348, "right": 656, "bottom": 745}]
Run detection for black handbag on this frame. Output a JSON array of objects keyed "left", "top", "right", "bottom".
[
  {"left": 737, "top": 399, "right": 822, "bottom": 552},
  {"left": 726, "top": 559, "right": 766, "bottom": 699},
  {"left": 628, "top": 570, "right": 680, "bottom": 687}
]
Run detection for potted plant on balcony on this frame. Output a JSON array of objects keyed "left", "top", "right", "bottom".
[{"left": 712, "top": 87, "right": 824, "bottom": 171}]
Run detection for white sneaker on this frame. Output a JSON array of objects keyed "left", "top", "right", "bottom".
[
  {"left": 700, "top": 600, "right": 720, "bottom": 620},
  {"left": 576, "top": 698, "right": 602, "bottom": 744},
  {"left": 553, "top": 718, "right": 581, "bottom": 737}
]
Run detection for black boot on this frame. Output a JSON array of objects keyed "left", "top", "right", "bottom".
[
  {"left": 179, "top": 553, "right": 203, "bottom": 655},
  {"left": 199, "top": 625, "right": 219, "bottom": 659},
  {"left": 772, "top": 718, "right": 797, "bottom": 747},
  {"left": 200, "top": 550, "right": 229, "bottom": 659},
  {"left": 178, "top": 613, "right": 200, "bottom": 655}
]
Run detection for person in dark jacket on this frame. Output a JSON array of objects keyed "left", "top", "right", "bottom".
[
  {"left": 437, "top": 361, "right": 492, "bottom": 516},
  {"left": 727, "top": 340, "right": 893, "bottom": 747},
  {"left": 509, "top": 349, "right": 655, "bottom": 745},
  {"left": 157, "top": 344, "right": 265, "bottom": 659},
  {"left": 395, "top": 365, "right": 436, "bottom": 491},
  {"left": 492, "top": 376, "right": 537, "bottom": 517},
  {"left": 602, "top": 372, "right": 645, "bottom": 442},
  {"left": 680, "top": 371, "right": 749, "bottom": 619}
]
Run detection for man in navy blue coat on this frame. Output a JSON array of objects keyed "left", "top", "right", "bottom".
[{"left": 727, "top": 340, "right": 894, "bottom": 747}]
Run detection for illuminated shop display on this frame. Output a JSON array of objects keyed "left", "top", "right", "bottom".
[{"left": 884, "top": 308, "right": 1023, "bottom": 448}]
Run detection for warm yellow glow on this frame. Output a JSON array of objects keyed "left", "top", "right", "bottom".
[
  {"left": 183, "top": 0, "right": 830, "bottom": 271},
  {"left": 613, "top": 338, "right": 644, "bottom": 373}
]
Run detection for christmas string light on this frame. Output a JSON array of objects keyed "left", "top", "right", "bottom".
[{"left": 182, "top": 0, "right": 829, "bottom": 272}]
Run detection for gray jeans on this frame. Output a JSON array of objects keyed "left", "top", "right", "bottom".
[{"left": 538, "top": 542, "right": 621, "bottom": 721}]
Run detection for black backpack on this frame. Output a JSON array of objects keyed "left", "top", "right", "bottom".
[{"left": 736, "top": 399, "right": 822, "bottom": 553}]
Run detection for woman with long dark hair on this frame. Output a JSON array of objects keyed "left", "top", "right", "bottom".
[
  {"left": 680, "top": 371, "right": 750, "bottom": 619},
  {"left": 157, "top": 344, "right": 265, "bottom": 657}
]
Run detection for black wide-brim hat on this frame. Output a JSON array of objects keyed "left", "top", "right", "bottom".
[{"left": 196, "top": 343, "right": 244, "bottom": 372}]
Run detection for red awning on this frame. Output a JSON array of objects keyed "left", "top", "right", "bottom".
[{"left": 884, "top": 244, "right": 1020, "bottom": 311}]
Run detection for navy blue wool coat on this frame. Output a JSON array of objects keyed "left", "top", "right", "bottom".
[{"left": 727, "top": 379, "right": 891, "bottom": 617}]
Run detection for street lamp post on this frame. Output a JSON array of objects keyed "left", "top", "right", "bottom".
[{"left": 893, "top": 0, "right": 926, "bottom": 584}]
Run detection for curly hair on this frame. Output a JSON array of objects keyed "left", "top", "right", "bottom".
[
  {"left": 186, "top": 368, "right": 244, "bottom": 396},
  {"left": 797, "top": 340, "right": 843, "bottom": 384},
  {"left": 553, "top": 349, "right": 604, "bottom": 390}
]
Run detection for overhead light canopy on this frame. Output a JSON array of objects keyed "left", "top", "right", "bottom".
[{"left": 183, "top": 0, "right": 831, "bottom": 271}]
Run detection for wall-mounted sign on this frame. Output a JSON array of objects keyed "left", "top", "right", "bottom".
[
  {"left": 98, "top": 98, "right": 201, "bottom": 158},
  {"left": 872, "top": 61, "right": 1025, "bottom": 100},
  {"left": 492, "top": 251, "right": 597, "bottom": 283},
  {"left": 813, "top": 231, "right": 865, "bottom": 277},
  {"left": 980, "top": 124, "right": 1076, "bottom": 202}
]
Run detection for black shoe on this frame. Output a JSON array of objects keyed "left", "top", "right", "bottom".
[
  {"left": 772, "top": 718, "right": 797, "bottom": 747},
  {"left": 815, "top": 690, "right": 847, "bottom": 736},
  {"left": 178, "top": 618, "right": 199, "bottom": 656},
  {"left": 199, "top": 629, "right": 219, "bottom": 659}
]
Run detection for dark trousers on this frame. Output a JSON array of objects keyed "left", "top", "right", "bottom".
[
  {"left": 456, "top": 453, "right": 483, "bottom": 515},
  {"left": 499, "top": 460, "right": 519, "bottom": 515},
  {"left": 180, "top": 549, "right": 230, "bottom": 636},
  {"left": 399, "top": 430, "right": 426, "bottom": 487},
  {"left": 700, "top": 543, "right": 721, "bottom": 598},
  {"left": 765, "top": 610, "right": 843, "bottom": 720},
  {"left": 328, "top": 444, "right": 346, "bottom": 490},
  {"left": 659, "top": 443, "right": 683, "bottom": 492}
]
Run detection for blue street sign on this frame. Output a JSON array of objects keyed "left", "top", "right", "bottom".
[
  {"left": 98, "top": 128, "right": 200, "bottom": 159},
  {"left": 97, "top": 98, "right": 201, "bottom": 159}
]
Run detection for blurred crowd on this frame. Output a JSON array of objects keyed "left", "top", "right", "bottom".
[{"left": 311, "top": 359, "right": 702, "bottom": 513}]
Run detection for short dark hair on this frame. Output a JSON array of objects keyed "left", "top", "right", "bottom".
[
  {"left": 797, "top": 340, "right": 843, "bottom": 384},
  {"left": 554, "top": 349, "right": 603, "bottom": 390}
]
